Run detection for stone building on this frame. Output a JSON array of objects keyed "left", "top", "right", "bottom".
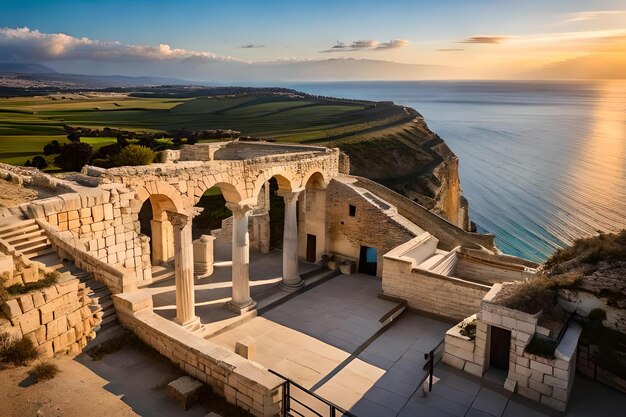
[{"left": 0, "top": 140, "right": 579, "bottom": 416}]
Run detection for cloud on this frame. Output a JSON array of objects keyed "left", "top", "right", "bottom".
[
  {"left": 0, "top": 27, "right": 234, "bottom": 62},
  {"left": 459, "top": 35, "right": 512, "bottom": 44},
  {"left": 438, "top": 48, "right": 464, "bottom": 52},
  {"left": 376, "top": 39, "right": 410, "bottom": 50},
  {"left": 239, "top": 44, "right": 264, "bottom": 49},
  {"left": 564, "top": 10, "right": 626, "bottom": 23},
  {"left": 321, "top": 39, "right": 409, "bottom": 52}
]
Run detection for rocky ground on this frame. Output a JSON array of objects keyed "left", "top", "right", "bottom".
[
  {"left": 0, "top": 356, "right": 138, "bottom": 417},
  {"left": 0, "top": 178, "right": 39, "bottom": 208}
]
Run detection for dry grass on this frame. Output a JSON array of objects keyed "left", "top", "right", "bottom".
[
  {"left": 546, "top": 230, "right": 626, "bottom": 269},
  {"left": 28, "top": 361, "right": 60, "bottom": 382},
  {"left": 0, "top": 333, "right": 40, "bottom": 366}
]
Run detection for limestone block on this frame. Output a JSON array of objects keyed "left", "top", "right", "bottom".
[
  {"left": 517, "top": 386, "right": 541, "bottom": 402},
  {"left": 17, "top": 294, "right": 34, "bottom": 312},
  {"left": 530, "top": 360, "right": 553, "bottom": 376},
  {"left": 0, "top": 253, "right": 14, "bottom": 278},
  {"left": 463, "top": 361, "right": 483, "bottom": 377},
  {"left": 20, "top": 308, "right": 41, "bottom": 335},
  {"left": 504, "top": 378, "right": 517, "bottom": 392},
  {"left": 528, "top": 379, "right": 553, "bottom": 396},
  {"left": 544, "top": 375, "right": 568, "bottom": 390},
  {"left": 541, "top": 395, "right": 566, "bottom": 412},
  {"left": 21, "top": 267, "right": 39, "bottom": 284},
  {"left": 235, "top": 337, "right": 256, "bottom": 360},
  {"left": 167, "top": 376, "right": 204, "bottom": 410},
  {"left": 1, "top": 299, "right": 22, "bottom": 319}
]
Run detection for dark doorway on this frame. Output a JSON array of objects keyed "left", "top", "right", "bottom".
[
  {"left": 306, "top": 234, "right": 317, "bottom": 262},
  {"left": 489, "top": 326, "right": 511, "bottom": 370},
  {"left": 358, "top": 245, "right": 378, "bottom": 276}
]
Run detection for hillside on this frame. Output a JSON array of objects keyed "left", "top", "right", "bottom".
[{"left": 0, "top": 88, "right": 468, "bottom": 228}]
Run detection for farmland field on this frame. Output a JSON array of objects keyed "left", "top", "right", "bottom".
[{"left": 0, "top": 91, "right": 412, "bottom": 165}]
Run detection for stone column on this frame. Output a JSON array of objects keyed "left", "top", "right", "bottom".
[
  {"left": 166, "top": 211, "right": 199, "bottom": 327},
  {"left": 193, "top": 234, "right": 215, "bottom": 277},
  {"left": 278, "top": 190, "right": 303, "bottom": 291},
  {"left": 150, "top": 219, "right": 173, "bottom": 265},
  {"left": 225, "top": 203, "right": 256, "bottom": 314}
]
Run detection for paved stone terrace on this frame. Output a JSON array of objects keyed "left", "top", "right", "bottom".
[{"left": 142, "top": 247, "right": 626, "bottom": 417}]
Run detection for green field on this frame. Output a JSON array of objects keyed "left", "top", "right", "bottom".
[{"left": 0, "top": 92, "right": 410, "bottom": 165}]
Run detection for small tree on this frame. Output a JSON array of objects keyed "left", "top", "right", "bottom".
[
  {"left": 67, "top": 132, "right": 81, "bottom": 143},
  {"left": 31, "top": 155, "right": 48, "bottom": 170},
  {"left": 43, "top": 140, "right": 61, "bottom": 155},
  {"left": 54, "top": 142, "right": 93, "bottom": 172},
  {"left": 112, "top": 145, "right": 155, "bottom": 167}
]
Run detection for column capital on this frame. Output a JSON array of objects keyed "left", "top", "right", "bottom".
[
  {"left": 276, "top": 189, "right": 303, "bottom": 204},
  {"left": 225, "top": 202, "right": 253, "bottom": 218},
  {"left": 166, "top": 211, "right": 190, "bottom": 228}
]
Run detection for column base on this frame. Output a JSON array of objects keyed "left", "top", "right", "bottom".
[
  {"left": 174, "top": 315, "right": 201, "bottom": 330},
  {"left": 278, "top": 277, "right": 304, "bottom": 292},
  {"left": 226, "top": 299, "right": 257, "bottom": 315}
]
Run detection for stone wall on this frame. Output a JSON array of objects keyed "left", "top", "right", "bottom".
[
  {"left": 382, "top": 253, "right": 491, "bottom": 320},
  {"left": 0, "top": 278, "right": 99, "bottom": 357},
  {"left": 114, "top": 291, "right": 283, "bottom": 417},
  {"left": 28, "top": 184, "right": 150, "bottom": 288},
  {"left": 326, "top": 177, "right": 422, "bottom": 277},
  {"left": 352, "top": 176, "right": 495, "bottom": 251},
  {"left": 443, "top": 285, "right": 582, "bottom": 411}
]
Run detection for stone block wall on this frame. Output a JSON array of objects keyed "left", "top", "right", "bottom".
[
  {"left": 444, "top": 284, "right": 582, "bottom": 411},
  {"left": 326, "top": 178, "right": 421, "bottom": 277},
  {"left": 0, "top": 278, "right": 99, "bottom": 356},
  {"left": 382, "top": 255, "right": 491, "bottom": 320},
  {"left": 114, "top": 292, "right": 283, "bottom": 417},
  {"left": 28, "top": 184, "right": 151, "bottom": 291}
]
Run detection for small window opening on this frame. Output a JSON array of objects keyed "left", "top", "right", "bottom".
[{"left": 349, "top": 204, "right": 356, "bottom": 217}]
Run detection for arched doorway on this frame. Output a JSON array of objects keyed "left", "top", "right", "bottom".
[
  {"left": 138, "top": 193, "right": 178, "bottom": 266},
  {"left": 298, "top": 172, "right": 327, "bottom": 263}
]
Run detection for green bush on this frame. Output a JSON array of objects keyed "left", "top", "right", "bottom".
[
  {"left": 0, "top": 334, "right": 40, "bottom": 365},
  {"left": 546, "top": 230, "right": 626, "bottom": 268},
  {"left": 54, "top": 142, "right": 93, "bottom": 172},
  {"left": 31, "top": 155, "right": 48, "bottom": 170},
  {"left": 112, "top": 145, "right": 156, "bottom": 167},
  {"left": 525, "top": 336, "right": 557, "bottom": 359},
  {"left": 28, "top": 360, "right": 60, "bottom": 382},
  {"left": 458, "top": 318, "right": 477, "bottom": 340}
]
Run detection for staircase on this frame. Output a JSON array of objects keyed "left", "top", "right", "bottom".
[{"left": 0, "top": 214, "right": 118, "bottom": 331}]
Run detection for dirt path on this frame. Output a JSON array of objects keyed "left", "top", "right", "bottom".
[{"left": 0, "top": 356, "right": 138, "bottom": 417}]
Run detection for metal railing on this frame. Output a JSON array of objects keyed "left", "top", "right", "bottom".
[
  {"left": 269, "top": 369, "right": 359, "bottom": 417},
  {"left": 419, "top": 339, "right": 445, "bottom": 392}
]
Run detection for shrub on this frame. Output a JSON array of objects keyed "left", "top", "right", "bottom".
[
  {"left": 112, "top": 145, "right": 155, "bottom": 167},
  {"left": 0, "top": 334, "right": 39, "bottom": 365},
  {"left": 54, "top": 142, "right": 93, "bottom": 172},
  {"left": 43, "top": 140, "right": 61, "bottom": 155},
  {"left": 525, "top": 336, "right": 557, "bottom": 359},
  {"left": 31, "top": 155, "right": 48, "bottom": 170},
  {"left": 7, "top": 271, "right": 58, "bottom": 296},
  {"left": 498, "top": 274, "right": 582, "bottom": 314},
  {"left": 458, "top": 318, "right": 477, "bottom": 340},
  {"left": 28, "top": 361, "right": 60, "bottom": 382},
  {"left": 588, "top": 308, "right": 607, "bottom": 323},
  {"left": 546, "top": 230, "right": 626, "bottom": 268}
]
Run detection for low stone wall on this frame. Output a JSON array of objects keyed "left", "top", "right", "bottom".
[
  {"left": 114, "top": 291, "right": 283, "bottom": 417},
  {"left": 0, "top": 278, "right": 99, "bottom": 356},
  {"left": 38, "top": 222, "right": 135, "bottom": 294},
  {"left": 382, "top": 252, "right": 491, "bottom": 321}
]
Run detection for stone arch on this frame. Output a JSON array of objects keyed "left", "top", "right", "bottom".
[
  {"left": 137, "top": 193, "right": 180, "bottom": 266},
  {"left": 193, "top": 178, "right": 245, "bottom": 206},
  {"left": 302, "top": 170, "right": 328, "bottom": 190},
  {"left": 251, "top": 168, "right": 299, "bottom": 202},
  {"left": 133, "top": 180, "right": 185, "bottom": 215}
]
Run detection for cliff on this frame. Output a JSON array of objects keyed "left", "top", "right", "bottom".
[{"left": 328, "top": 110, "right": 469, "bottom": 230}]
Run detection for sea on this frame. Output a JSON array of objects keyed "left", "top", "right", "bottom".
[{"left": 286, "top": 80, "right": 626, "bottom": 262}]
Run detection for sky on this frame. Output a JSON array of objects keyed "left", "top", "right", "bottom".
[{"left": 0, "top": 0, "right": 625, "bottom": 81}]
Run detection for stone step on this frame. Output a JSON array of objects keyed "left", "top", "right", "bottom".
[
  {"left": 0, "top": 218, "right": 35, "bottom": 233},
  {"left": 22, "top": 242, "right": 52, "bottom": 256},
  {"left": 0, "top": 223, "right": 40, "bottom": 240},
  {"left": 28, "top": 247, "right": 57, "bottom": 259},
  {"left": 5, "top": 229, "right": 46, "bottom": 245},
  {"left": 100, "top": 314, "right": 118, "bottom": 330},
  {"left": 13, "top": 234, "right": 49, "bottom": 250}
]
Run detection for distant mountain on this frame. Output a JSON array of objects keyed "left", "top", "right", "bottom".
[
  {"left": 0, "top": 63, "right": 57, "bottom": 74},
  {"left": 530, "top": 54, "right": 626, "bottom": 80}
]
